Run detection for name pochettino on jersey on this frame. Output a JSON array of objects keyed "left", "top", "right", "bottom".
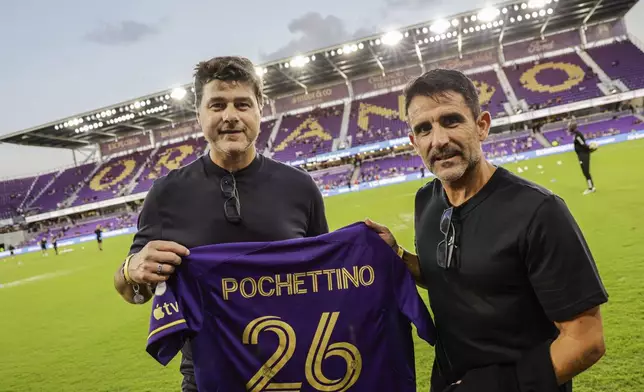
[{"left": 145, "top": 223, "right": 436, "bottom": 392}]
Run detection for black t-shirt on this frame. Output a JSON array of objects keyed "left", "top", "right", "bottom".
[
  {"left": 128, "top": 152, "right": 329, "bottom": 391},
  {"left": 95, "top": 229, "right": 102, "bottom": 241},
  {"left": 572, "top": 130, "right": 591, "bottom": 154},
  {"left": 414, "top": 166, "right": 608, "bottom": 387},
  {"left": 40, "top": 239, "right": 46, "bottom": 249}
]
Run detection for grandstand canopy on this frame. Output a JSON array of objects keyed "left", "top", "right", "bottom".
[{"left": 0, "top": 0, "right": 636, "bottom": 150}]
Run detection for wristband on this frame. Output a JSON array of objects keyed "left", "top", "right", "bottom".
[
  {"left": 123, "top": 254, "right": 136, "bottom": 284},
  {"left": 396, "top": 245, "right": 405, "bottom": 258}
]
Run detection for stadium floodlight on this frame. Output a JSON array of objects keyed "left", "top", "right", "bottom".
[
  {"left": 528, "top": 0, "right": 546, "bottom": 8},
  {"left": 422, "top": 27, "right": 429, "bottom": 34},
  {"left": 478, "top": 7, "right": 499, "bottom": 22},
  {"left": 539, "top": 9, "right": 546, "bottom": 16},
  {"left": 521, "top": 3, "right": 528, "bottom": 9},
  {"left": 502, "top": 7, "right": 508, "bottom": 13},
  {"left": 532, "top": 11, "right": 538, "bottom": 18},
  {"left": 358, "top": 43, "right": 364, "bottom": 50},
  {"left": 430, "top": 20, "right": 450, "bottom": 34},
  {"left": 375, "top": 38, "right": 381, "bottom": 45},
  {"left": 289, "top": 55, "right": 309, "bottom": 67},
  {"left": 381, "top": 31, "right": 403, "bottom": 46},
  {"left": 547, "top": 8, "right": 553, "bottom": 14},
  {"left": 171, "top": 87, "right": 187, "bottom": 100},
  {"left": 451, "top": 19, "right": 459, "bottom": 27}
]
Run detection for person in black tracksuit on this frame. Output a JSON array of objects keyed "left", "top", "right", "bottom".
[{"left": 568, "top": 123, "right": 596, "bottom": 194}]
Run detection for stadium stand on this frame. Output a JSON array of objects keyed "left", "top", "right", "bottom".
[
  {"left": 503, "top": 53, "right": 602, "bottom": 108},
  {"left": 470, "top": 70, "right": 510, "bottom": 118},
  {"left": 311, "top": 165, "right": 354, "bottom": 191},
  {"left": 271, "top": 105, "right": 343, "bottom": 161},
  {"left": 0, "top": 177, "right": 35, "bottom": 219},
  {"left": 27, "top": 163, "right": 97, "bottom": 214},
  {"left": 347, "top": 92, "right": 408, "bottom": 147},
  {"left": 543, "top": 115, "right": 642, "bottom": 146},
  {"left": 587, "top": 41, "right": 644, "bottom": 90}
]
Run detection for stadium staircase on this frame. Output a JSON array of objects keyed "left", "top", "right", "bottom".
[
  {"left": 264, "top": 114, "right": 283, "bottom": 156},
  {"left": 350, "top": 166, "right": 361, "bottom": 185},
  {"left": 120, "top": 146, "right": 159, "bottom": 197},
  {"left": 337, "top": 100, "right": 352, "bottom": 149},
  {"left": 494, "top": 65, "right": 524, "bottom": 114},
  {"left": 25, "top": 168, "right": 64, "bottom": 209},
  {"left": 60, "top": 162, "right": 101, "bottom": 208},
  {"left": 532, "top": 132, "right": 552, "bottom": 148},
  {"left": 18, "top": 176, "right": 40, "bottom": 211},
  {"left": 576, "top": 47, "right": 629, "bottom": 94}
]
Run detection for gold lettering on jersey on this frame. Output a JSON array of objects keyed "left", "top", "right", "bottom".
[
  {"left": 306, "top": 270, "right": 322, "bottom": 293},
  {"left": 221, "top": 266, "right": 376, "bottom": 301},
  {"left": 258, "top": 276, "right": 275, "bottom": 297},
  {"left": 275, "top": 273, "right": 293, "bottom": 296}
]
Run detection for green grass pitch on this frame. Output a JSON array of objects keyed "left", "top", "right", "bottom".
[{"left": 2, "top": 139, "right": 644, "bottom": 391}]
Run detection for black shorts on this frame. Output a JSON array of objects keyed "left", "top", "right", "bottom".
[{"left": 97, "top": 238, "right": 103, "bottom": 243}]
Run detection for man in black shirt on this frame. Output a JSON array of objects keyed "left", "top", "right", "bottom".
[
  {"left": 94, "top": 226, "right": 103, "bottom": 251},
  {"left": 568, "top": 123, "right": 597, "bottom": 195},
  {"left": 113, "top": 56, "right": 328, "bottom": 391},
  {"left": 40, "top": 238, "right": 47, "bottom": 256},
  {"left": 52, "top": 237, "right": 58, "bottom": 256},
  {"left": 367, "top": 69, "right": 607, "bottom": 392}
]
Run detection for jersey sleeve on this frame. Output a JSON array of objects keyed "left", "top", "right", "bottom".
[
  {"left": 146, "top": 268, "right": 204, "bottom": 365},
  {"left": 524, "top": 195, "right": 608, "bottom": 322},
  {"left": 390, "top": 250, "right": 437, "bottom": 346}
]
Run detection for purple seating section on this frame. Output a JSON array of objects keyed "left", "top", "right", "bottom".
[
  {"left": 312, "top": 167, "right": 354, "bottom": 190},
  {"left": 30, "top": 213, "right": 137, "bottom": 246},
  {"left": 28, "top": 163, "right": 97, "bottom": 214},
  {"left": 5, "top": 41, "right": 644, "bottom": 218},
  {"left": 0, "top": 177, "right": 35, "bottom": 219},
  {"left": 504, "top": 53, "right": 602, "bottom": 107},
  {"left": 543, "top": 116, "right": 641, "bottom": 145},
  {"left": 586, "top": 41, "right": 644, "bottom": 91},
  {"left": 257, "top": 119, "right": 276, "bottom": 152},
  {"left": 131, "top": 138, "right": 207, "bottom": 194},
  {"left": 471, "top": 70, "right": 509, "bottom": 118},
  {"left": 22, "top": 172, "right": 58, "bottom": 208},
  {"left": 482, "top": 135, "right": 541, "bottom": 158},
  {"left": 271, "top": 105, "right": 343, "bottom": 162},
  {"left": 348, "top": 91, "right": 408, "bottom": 147},
  {"left": 71, "top": 151, "right": 149, "bottom": 206},
  {"left": 360, "top": 155, "right": 425, "bottom": 183}
]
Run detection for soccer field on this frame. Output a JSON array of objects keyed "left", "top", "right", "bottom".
[{"left": 2, "top": 139, "right": 644, "bottom": 391}]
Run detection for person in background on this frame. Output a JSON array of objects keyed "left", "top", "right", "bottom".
[
  {"left": 95, "top": 226, "right": 103, "bottom": 251},
  {"left": 568, "top": 123, "right": 597, "bottom": 195}
]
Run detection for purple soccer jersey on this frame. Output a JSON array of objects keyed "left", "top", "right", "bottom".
[{"left": 146, "top": 222, "right": 436, "bottom": 391}]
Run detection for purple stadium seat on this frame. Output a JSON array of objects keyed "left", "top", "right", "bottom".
[
  {"left": 72, "top": 151, "right": 150, "bottom": 206},
  {"left": 29, "top": 163, "right": 97, "bottom": 213},
  {"left": 543, "top": 116, "right": 641, "bottom": 145},
  {"left": 347, "top": 91, "right": 408, "bottom": 147},
  {"left": 131, "top": 138, "right": 207, "bottom": 194},
  {"left": 271, "top": 105, "right": 343, "bottom": 162},
  {"left": 504, "top": 53, "right": 602, "bottom": 108},
  {"left": 0, "top": 177, "right": 35, "bottom": 219},
  {"left": 470, "top": 70, "right": 509, "bottom": 118},
  {"left": 587, "top": 41, "right": 644, "bottom": 91}
]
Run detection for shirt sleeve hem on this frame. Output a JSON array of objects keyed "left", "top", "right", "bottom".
[{"left": 547, "top": 291, "right": 608, "bottom": 322}]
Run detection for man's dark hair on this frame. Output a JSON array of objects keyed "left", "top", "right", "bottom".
[
  {"left": 193, "top": 56, "right": 264, "bottom": 109},
  {"left": 403, "top": 68, "right": 481, "bottom": 119}
]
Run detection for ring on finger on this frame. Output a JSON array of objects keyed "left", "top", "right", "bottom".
[{"left": 156, "top": 263, "right": 163, "bottom": 275}]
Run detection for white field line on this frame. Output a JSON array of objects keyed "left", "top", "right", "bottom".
[{"left": 0, "top": 268, "right": 83, "bottom": 289}]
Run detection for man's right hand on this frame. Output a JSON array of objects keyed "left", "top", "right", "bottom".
[
  {"left": 128, "top": 240, "right": 190, "bottom": 284},
  {"left": 364, "top": 219, "right": 398, "bottom": 250}
]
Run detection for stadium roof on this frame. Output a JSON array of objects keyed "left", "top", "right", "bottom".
[{"left": 0, "top": 0, "right": 637, "bottom": 150}]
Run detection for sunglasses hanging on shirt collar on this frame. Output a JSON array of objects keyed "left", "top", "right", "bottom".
[{"left": 220, "top": 174, "right": 242, "bottom": 224}]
